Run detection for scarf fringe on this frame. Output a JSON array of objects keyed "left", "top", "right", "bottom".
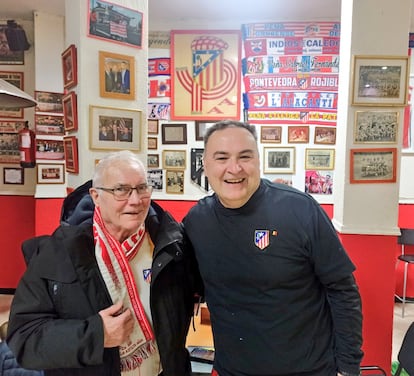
[{"left": 121, "top": 341, "right": 157, "bottom": 372}]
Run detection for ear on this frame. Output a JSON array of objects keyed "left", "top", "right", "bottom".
[{"left": 89, "top": 187, "right": 100, "bottom": 206}]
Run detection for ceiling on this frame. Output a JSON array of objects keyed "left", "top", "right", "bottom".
[
  {"left": 0, "top": 0, "right": 413, "bottom": 33},
  {"left": 1, "top": 0, "right": 341, "bottom": 24}
]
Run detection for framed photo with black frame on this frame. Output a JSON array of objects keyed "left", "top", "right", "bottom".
[{"left": 161, "top": 123, "right": 187, "bottom": 145}]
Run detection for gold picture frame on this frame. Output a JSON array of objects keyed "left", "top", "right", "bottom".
[
  {"left": 99, "top": 51, "right": 135, "bottom": 100},
  {"left": 354, "top": 110, "right": 398, "bottom": 144},
  {"left": 89, "top": 105, "right": 141, "bottom": 151},
  {"left": 305, "top": 148, "right": 335, "bottom": 170}
]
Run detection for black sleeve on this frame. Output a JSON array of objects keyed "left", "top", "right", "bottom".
[{"left": 325, "top": 275, "right": 364, "bottom": 375}]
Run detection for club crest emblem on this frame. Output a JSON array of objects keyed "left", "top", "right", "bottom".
[
  {"left": 142, "top": 269, "right": 152, "bottom": 284},
  {"left": 254, "top": 230, "right": 269, "bottom": 250}
]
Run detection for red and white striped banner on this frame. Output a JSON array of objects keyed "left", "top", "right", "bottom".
[
  {"left": 242, "top": 22, "right": 340, "bottom": 39},
  {"left": 244, "top": 74, "right": 339, "bottom": 92},
  {"left": 243, "top": 55, "right": 340, "bottom": 75},
  {"left": 243, "top": 37, "right": 340, "bottom": 57},
  {"left": 247, "top": 109, "right": 337, "bottom": 126},
  {"left": 247, "top": 91, "right": 338, "bottom": 110}
]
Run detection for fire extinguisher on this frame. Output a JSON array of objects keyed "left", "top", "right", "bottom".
[{"left": 19, "top": 121, "right": 36, "bottom": 168}]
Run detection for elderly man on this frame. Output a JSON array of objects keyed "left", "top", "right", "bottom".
[{"left": 7, "top": 150, "right": 201, "bottom": 376}]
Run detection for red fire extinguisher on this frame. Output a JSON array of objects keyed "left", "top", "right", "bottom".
[{"left": 19, "top": 121, "right": 36, "bottom": 168}]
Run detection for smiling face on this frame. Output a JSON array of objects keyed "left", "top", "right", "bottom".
[
  {"left": 203, "top": 126, "right": 261, "bottom": 209},
  {"left": 89, "top": 160, "right": 151, "bottom": 242}
]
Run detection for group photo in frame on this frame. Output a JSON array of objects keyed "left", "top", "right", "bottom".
[
  {"left": 89, "top": 105, "right": 142, "bottom": 151},
  {"left": 305, "top": 148, "right": 335, "bottom": 170},
  {"left": 63, "top": 91, "right": 78, "bottom": 132},
  {"left": 263, "top": 147, "right": 295, "bottom": 174},
  {"left": 352, "top": 55, "right": 408, "bottom": 106},
  {"left": 3, "top": 167, "right": 24, "bottom": 184},
  {"left": 162, "top": 149, "right": 186, "bottom": 169},
  {"left": 354, "top": 110, "right": 398, "bottom": 143},
  {"left": 0, "top": 121, "right": 24, "bottom": 163},
  {"left": 35, "top": 138, "right": 65, "bottom": 161},
  {"left": 0, "top": 71, "right": 24, "bottom": 118},
  {"left": 166, "top": 170, "right": 184, "bottom": 194},
  {"left": 161, "top": 123, "right": 187, "bottom": 144},
  {"left": 63, "top": 136, "right": 79, "bottom": 173},
  {"left": 34, "top": 91, "right": 63, "bottom": 113},
  {"left": 37, "top": 163, "right": 65, "bottom": 184},
  {"left": 99, "top": 51, "right": 135, "bottom": 100},
  {"left": 61, "top": 44, "right": 77, "bottom": 90},
  {"left": 350, "top": 148, "right": 397, "bottom": 183},
  {"left": 314, "top": 126, "right": 337, "bottom": 145},
  {"left": 35, "top": 114, "right": 64, "bottom": 136},
  {"left": 88, "top": 0, "right": 143, "bottom": 48},
  {"left": 260, "top": 126, "right": 282, "bottom": 143}
]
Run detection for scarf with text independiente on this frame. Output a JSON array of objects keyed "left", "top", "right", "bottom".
[{"left": 93, "top": 207, "right": 156, "bottom": 372}]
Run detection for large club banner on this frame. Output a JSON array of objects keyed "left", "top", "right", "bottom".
[
  {"left": 171, "top": 30, "right": 242, "bottom": 120},
  {"left": 242, "top": 22, "right": 340, "bottom": 126}
]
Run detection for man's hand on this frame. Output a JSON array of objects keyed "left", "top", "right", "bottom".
[{"left": 99, "top": 300, "right": 134, "bottom": 348}]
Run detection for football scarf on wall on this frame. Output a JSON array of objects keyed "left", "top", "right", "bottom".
[{"left": 242, "top": 22, "right": 340, "bottom": 128}]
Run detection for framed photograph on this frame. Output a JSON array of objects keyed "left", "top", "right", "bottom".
[
  {"left": 260, "top": 126, "right": 282, "bottom": 143},
  {"left": 166, "top": 170, "right": 185, "bottom": 194},
  {"left": 305, "top": 148, "right": 335, "bottom": 170},
  {"left": 63, "top": 136, "right": 79, "bottom": 173},
  {"left": 0, "top": 71, "right": 24, "bottom": 118},
  {"left": 351, "top": 55, "right": 409, "bottom": 106},
  {"left": 61, "top": 44, "right": 77, "bottom": 90},
  {"left": 63, "top": 91, "right": 78, "bottom": 132},
  {"left": 147, "top": 154, "right": 159, "bottom": 168},
  {"left": 34, "top": 91, "right": 63, "bottom": 114},
  {"left": 162, "top": 149, "right": 186, "bottom": 170},
  {"left": 195, "top": 121, "right": 215, "bottom": 141},
  {"left": 0, "top": 121, "right": 25, "bottom": 163},
  {"left": 37, "top": 163, "right": 65, "bottom": 184},
  {"left": 148, "top": 119, "right": 159, "bottom": 134},
  {"left": 89, "top": 105, "right": 142, "bottom": 151},
  {"left": 314, "top": 126, "right": 337, "bottom": 145},
  {"left": 0, "top": 25, "right": 24, "bottom": 64},
  {"left": 35, "top": 114, "right": 64, "bottom": 136},
  {"left": 263, "top": 147, "right": 295, "bottom": 174},
  {"left": 191, "top": 148, "right": 209, "bottom": 192},
  {"left": 99, "top": 51, "right": 135, "bottom": 100},
  {"left": 3, "top": 167, "right": 24, "bottom": 185},
  {"left": 148, "top": 137, "right": 158, "bottom": 150},
  {"left": 88, "top": 0, "right": 143, "bottom": 48},
  {"left": 36, "top": 138, "right": 65, "bottom": 161},
  {"left": 288, "top": 126, "right": 309, "bottom": 143},
  {"left": 354, "top": 110, "right": 398, "bottom": 143},
  {"left": 350, "top": 148, "right": 397, "bottom": 183},
  {"left": 147, "top": 168, "right": 163, "bottom": 191},
  {"left": 161, "top": 123, "right": 187, "bottom": 144}
]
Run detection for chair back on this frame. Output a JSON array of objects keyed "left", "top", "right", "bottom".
[
  {"left": 399, "top": 229, "right": 414, "bottom": 246},
  {"left": 398, "top": 322, "right": 414, "bottom": 375}
]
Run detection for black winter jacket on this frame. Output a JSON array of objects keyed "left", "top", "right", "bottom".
[{"left": 7, "top": 183, "right": 202, "bottom": 376}]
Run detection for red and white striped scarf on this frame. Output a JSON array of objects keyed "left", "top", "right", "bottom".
[{"left": 93, "top": 207, "right": 156, "bottom": 372}]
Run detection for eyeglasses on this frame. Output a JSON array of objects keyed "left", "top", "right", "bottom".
[{"left": 95, "top": 184, "right": 153, "bottom": 201}]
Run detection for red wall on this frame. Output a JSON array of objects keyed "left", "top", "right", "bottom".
[{"left": 1, "top": 195, "right": 414, "bottom": 373}]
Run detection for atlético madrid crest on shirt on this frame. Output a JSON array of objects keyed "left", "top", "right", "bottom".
[{"left": 254, "top": 230, "right": 269, "bottom": 250}]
